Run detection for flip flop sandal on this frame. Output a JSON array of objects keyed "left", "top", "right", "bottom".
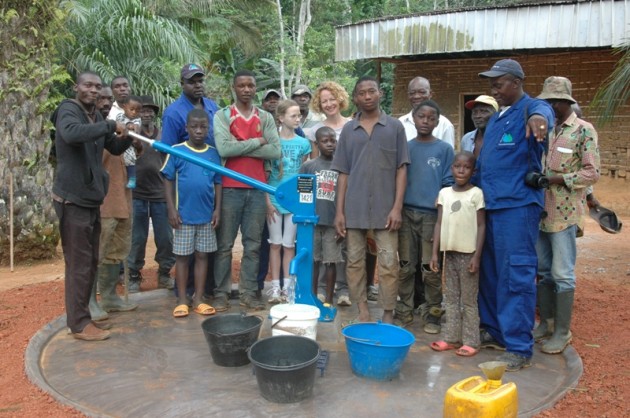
[
  {"left": 430, "top": 340, "right": 461, "bottom": 352},
  {"left": 455, "top": 345, "right": 479, "bottom": 357},
  {"left": 173, "top": 304, "right": 189, "bottom": 318},
  {"left": 193, "top": 303, "right": 216, "bottom": 316}
]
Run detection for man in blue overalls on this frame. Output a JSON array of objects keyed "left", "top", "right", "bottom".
[{"left": 474, "top": 59, "right": 554, "bottom": 371}]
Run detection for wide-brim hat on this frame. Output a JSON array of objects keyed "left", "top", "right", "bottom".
[
  {"left": 140, "top": 95, "right": 159, "bottom": 113},
  {"left": 537, "top": 76, "right": 577, "bottom": 104},
  {"left": 465, "top": 95, "right": 499, "bottom": 112},
  {"left": 589, "top": 206, "right": 623, "bottom": 234}
]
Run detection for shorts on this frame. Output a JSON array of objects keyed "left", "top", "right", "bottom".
[
  {"left": 313, "top": 225, "right": 343, "bottom": 264},
  {"left": 268, "top": 212, "right": 297, "bottom": 248},
  {"left": 173, "top": 223, "right": 216, "bottom": 256}
]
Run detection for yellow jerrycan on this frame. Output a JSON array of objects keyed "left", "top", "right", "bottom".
[{"left": 443, "top": 361, "right": 518, "bottom": 418}]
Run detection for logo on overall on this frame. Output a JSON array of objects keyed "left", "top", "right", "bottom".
[{"left": 499, "top": 132, "right": 514, "bottom": 145}]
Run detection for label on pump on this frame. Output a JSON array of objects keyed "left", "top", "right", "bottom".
[{"left": 297, "top": 176, "right": 314, "bottom": 203}]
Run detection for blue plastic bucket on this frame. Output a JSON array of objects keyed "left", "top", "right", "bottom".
[{"left": 342, "top": 322, "right": 415, "bottom": 380}]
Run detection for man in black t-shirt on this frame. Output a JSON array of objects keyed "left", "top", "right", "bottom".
[{"left": 126, "top": 96, "right": 175, "bottom": 291}]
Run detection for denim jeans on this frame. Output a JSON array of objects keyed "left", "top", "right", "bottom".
[
  {"left": 127, "top": 199, "right": 175, "bottom": 275},
  {"left": 536, "top": 225, "right": 577, "bottom": 293},
  {"left": 214, "top": 188, "right": 266, "bottom": 299}
]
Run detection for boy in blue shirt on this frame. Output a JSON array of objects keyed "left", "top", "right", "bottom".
[
  {"left": 396, "top": 100, "right": 454, "bottom": 332},
  {"left": 161, "top": 109, "right": 222, "bottom": 318}
]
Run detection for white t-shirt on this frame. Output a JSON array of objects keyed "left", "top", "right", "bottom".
[
  {"left": 437, "top": 186, "right": 485, "bottom": 253},
  {"left": 399, "top": 111, "right": 455, "bottom": 148},
  {"left": 107, "top": 102, "right": 124, "bottom": 121}
]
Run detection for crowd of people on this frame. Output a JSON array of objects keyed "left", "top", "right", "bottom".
[{"left": 52, "top": 58, "right": 600, "bottom": 373}]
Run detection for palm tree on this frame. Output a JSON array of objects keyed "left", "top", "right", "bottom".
[
  {"left": 592, "top": 43, "right": 630, "bottom": 125},
  {"left": 60, "top": 0, "right": 202, "bottom": 109},
  {"left": 60, "top": 0, "right": 269, "bottom": 107}
]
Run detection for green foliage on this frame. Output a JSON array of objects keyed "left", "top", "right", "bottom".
[
  {"left": 0, "top": 4, "right": 71, "bottom": 114},
  {"left": 59, "top": 0, "right": 202, "bottom": 109},
  {"left": 592, "top": 43, "right": 630, "bottom": 125}
]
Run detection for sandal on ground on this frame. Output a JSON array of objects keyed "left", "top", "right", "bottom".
[
  {"left": 430, "top": 340, "right": 461, "bottom": 352},
  {"left": 193, "top": 303, "right": 216, "bottom": 316},
  {"left": 173, "top": 304, "right": 189, "bottom": 318},
  {"left": 455, "top": 345, "right": 479, "bottom": 357}
]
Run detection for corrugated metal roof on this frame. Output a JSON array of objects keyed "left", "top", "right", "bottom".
[{"left": 335, "top": 0, "right": 630, "bottom": 61}]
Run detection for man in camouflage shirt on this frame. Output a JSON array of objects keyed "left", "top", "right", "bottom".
[{"left": 534, "top": 76, "right": 600, "bottom": 354}]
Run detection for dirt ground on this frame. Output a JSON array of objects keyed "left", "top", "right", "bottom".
[{"left": 0, "top": 179, "right": 628, "bottom": 417}]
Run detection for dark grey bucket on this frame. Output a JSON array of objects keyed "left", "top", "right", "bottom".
[
  {"left": 201, "top": 314, "right": 263, "bottom": 367},
  {"left": 248, "top": 335, "right": 320, "bottom": 403}
]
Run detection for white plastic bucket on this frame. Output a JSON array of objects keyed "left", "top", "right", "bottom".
[{"left": 269, "top": 304, "right": 320, "bottom": 340}]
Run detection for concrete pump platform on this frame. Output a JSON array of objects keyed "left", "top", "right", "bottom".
[{"left": 26, "top": 289, "right": 582, "bottom": 417}]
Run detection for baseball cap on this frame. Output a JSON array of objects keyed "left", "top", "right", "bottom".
[
  {"left": 479, "top": 59, "right": 525, "bottom": 79},
  {"left": 262, "top": 89, "right": 282, "bottom": 101},
  {"left": 465, "top": 95, "right": 499, "bottom": 112},
  {"left": 537, "top": 76, "right": 577, "bottom": 104},
  {"left": 291, "top": 84, "right": 312, "bottom": 97},
  {"left": 181, "top": 63, "right": 205, "bottom": 80}
]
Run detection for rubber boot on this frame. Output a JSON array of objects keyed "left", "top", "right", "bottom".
[
  {"left": 89, "top": 276, "right": 109, "bottom": 321},
  {"left": 533, "top": 283, "right": 555, "bottom": 342},
  {"left": 98, "top": 263, "right": 138, "bottom": 313},
  {"left": 541, "top": 290, "right": 574, "bottom": 354}
]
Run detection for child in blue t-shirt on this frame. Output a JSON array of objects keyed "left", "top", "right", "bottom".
[
  {"left": 396, "top": 100, "right": 454, "bottom": 332},
  {"left": 266, "top": 99, "right": 311, "bottom": 303},
  {"left": 161, "top": 109, "right": 222, "bottom": 318},
  {"left": 299, "top": 126, "right": 343, "bottom": 305}
]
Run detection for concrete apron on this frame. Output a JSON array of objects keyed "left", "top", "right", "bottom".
[{"left": 26, "top": 289, "right": 582, "bottom": 418}]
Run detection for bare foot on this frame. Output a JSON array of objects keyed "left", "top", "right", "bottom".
[{"left": 381, "top": 310, "right": 394, "bottom": 324}]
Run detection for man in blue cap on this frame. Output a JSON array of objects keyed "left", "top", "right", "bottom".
[
  {"left": 162, "top": 64, "right": 219, "bottom": 147},
  {"left": 474, "top": 59, "right": 554, "bottom": 371}
]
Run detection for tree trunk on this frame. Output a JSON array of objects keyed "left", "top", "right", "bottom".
[
  {"left": 275, "top": 0, "right": 287, "bottom": 98},
  {"left": 0, "top": 5, "right": 63, "bottom": 264},
  {"left": 293, "top": 0, "right": 312, "bottom": 87}
]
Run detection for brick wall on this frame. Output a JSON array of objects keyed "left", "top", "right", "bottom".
[{"left": 393, "top": 50, "right": 629, "bottom": 179}]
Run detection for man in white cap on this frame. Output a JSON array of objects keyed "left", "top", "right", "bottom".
[
  {"left": 461, "top": 95, "right": 498, "bottom": 157},
  {"left": 399, "top": 77, "right": 455, "bottom": 147},
  {"left": 534, "top": 76, "right": 600, "bottom": 354}
]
